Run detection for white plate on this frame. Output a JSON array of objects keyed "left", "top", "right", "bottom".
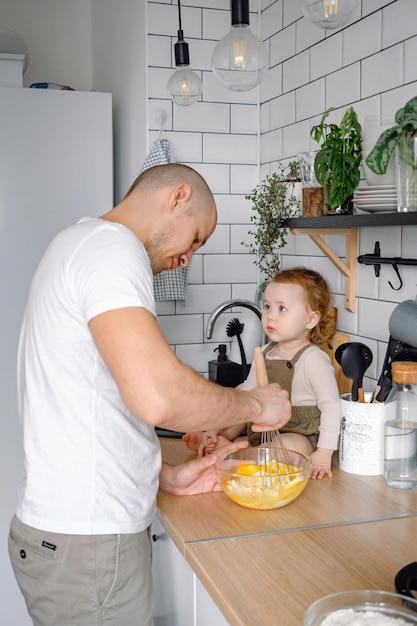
[
  {"left": 354, "top": 198, "right": 397, "bottom": 206},
  {"left": 356, "top": 185, "right": 396, "bottom": 192},
  {"left": 355, "top": 195, "right": 396, "bottom": 200},
  {"left": 354, "top": 196, "right": 397, "bottom": 203},
  {"left": 356, "top": 204, "right": 398, "bottom": 213},
  {"left": 355, "top": 193, "right": 396, "bottom": 199},
  {"left": 354, "top": 203, "right": 397, "bottom": 212},
  {"left": 355, "top": 189, "right": 396, "bottom": 196}
]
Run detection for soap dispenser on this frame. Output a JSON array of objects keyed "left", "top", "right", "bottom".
[
  {"left": 215, "top": 344, "right": 228, "bottom": 363},
  {"left": 208, "top": 344, "right": 247, "bottom": 387}
]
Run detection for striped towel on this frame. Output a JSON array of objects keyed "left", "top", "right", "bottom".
[{"left": 140, "top": 137, "right": 190, "bottom": 301}]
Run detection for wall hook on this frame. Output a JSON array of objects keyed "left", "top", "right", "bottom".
[
  {"left": 388, "top": 261, "right": 403, "bottom": 291},
  {"left": 152, "top": 108, "right": 168, "bottom": 139},
  {"left": 357, "top": 241, "right": 417, "bottom": 291}
]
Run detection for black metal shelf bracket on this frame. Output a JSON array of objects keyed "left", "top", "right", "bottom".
[{"left": 357, "top": 241, "right": 417, "bottom": 291}]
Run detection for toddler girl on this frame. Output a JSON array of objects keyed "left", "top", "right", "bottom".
[{"left": 183, "top": 267, "right": 341, "bottom": 479}]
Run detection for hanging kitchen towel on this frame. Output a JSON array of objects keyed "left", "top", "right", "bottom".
[
  {"left": 140, "top": 135, "right": 190, "bottom": 301},
  {"left": 140, "top": 137, "right": 175, "bottom": 171}
]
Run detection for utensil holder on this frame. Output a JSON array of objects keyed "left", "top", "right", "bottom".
[{"left": 339, "top": 393, "right": 386, "bottom": 475}]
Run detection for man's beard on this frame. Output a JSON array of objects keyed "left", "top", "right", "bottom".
[{"left": 145, "top": 224, "right": 174, "bottom": 275}]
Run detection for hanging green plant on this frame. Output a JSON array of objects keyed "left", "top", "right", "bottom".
[{"left": 243, "top": 163, "right": 300, "bottom": 289}]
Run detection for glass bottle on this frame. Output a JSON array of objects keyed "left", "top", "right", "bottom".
[{"left": 384, "top": 361, "right": 417, "bottom": 489}]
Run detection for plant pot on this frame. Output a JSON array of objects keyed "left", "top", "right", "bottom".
[
  {"left": 396, "top": 135, "right": 417, "bottom": 212},
  {"left": 302, "top": 186, "right": 324, "bottom": 216}
]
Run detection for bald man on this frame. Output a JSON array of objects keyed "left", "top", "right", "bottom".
[{"left": 9, "top": 164, "right": 290, "bottom": 626}]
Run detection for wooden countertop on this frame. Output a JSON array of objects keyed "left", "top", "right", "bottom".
[
  {"left": 157, "top": 438, "right": 417, "bottom": 625},
  {"left": 186, "top": 516, "right": 417, "bottom": 625},
  {"left": 158, "top": 438, "right": 417, "bottom": 549}
]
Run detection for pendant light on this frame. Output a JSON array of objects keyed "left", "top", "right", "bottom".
[
  {"left": 301, "top": 0, "right": 359, "bottom": 30},
  {"left": 167, "top": 0, "right": 201, "bottom": 106},
  {"left": 211, "top": 0, "right": 268, "bottom": 92}
]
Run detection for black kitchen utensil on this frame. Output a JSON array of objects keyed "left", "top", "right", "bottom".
[
  {"left": 371, "top": 336, "right": 407, "bottom": 402},
  {"left": 373, "top": 340, "right": 417, "bottom": 403},
  {"left": 226, "top": 317, "right": 247, "bottom": 367},
  {"left": 335, "top": 342, "right": 373, "bottom": 402},
  {"left": 395, "top": 562, "right": 417, "bottom": 599}
]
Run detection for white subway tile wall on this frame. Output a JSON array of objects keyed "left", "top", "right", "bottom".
[
  {"left": 310, "top": 35, "right": 342, "bottom": 81},
  {"left": 149, "top": 0, "right": 417, "bottom": 387}
]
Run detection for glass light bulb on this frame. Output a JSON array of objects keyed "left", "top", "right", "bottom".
[
  {"left": 233, "top": 39, "right": 247, "bottom": 68},
  {"left": 211, "top": 24, "right": 268, "bottom": 92},
  {"left": 167, "top": 67, "right": 201, "bottom": 106},
  {"left": 301, "top": 0, "right": 359, "bottom": 30}
]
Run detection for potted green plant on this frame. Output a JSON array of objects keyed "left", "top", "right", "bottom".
[
  {"left": 365, "top": 95, "right": 417, "bottom": 211},
  {"left": 243, "top": 162, "right": 301, "bottom": 289},
  {"left": 311, "top": 106, "right": 362, "bottom": 213},
  {"left": 365, "top": 96, "right": 417, "bottom": 173}
]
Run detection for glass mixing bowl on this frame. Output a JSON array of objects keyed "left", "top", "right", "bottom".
[
  {"left": 215, "top": 446, "right": 311, "bottom": 510},
  {"left": 304, "top": 590, "right": 417, "bottom": 625}
]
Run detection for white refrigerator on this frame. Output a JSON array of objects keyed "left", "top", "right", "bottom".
[{"left": 0, "top": 87, "right": 113, "bottom": 625}]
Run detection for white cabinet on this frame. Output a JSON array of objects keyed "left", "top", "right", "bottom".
[
  {"left": 151, "top": 511, "right": 230, "bottom": 626},
  {"left": 195, "top": 576, "right": 230, "bottom": 626},
  {"left": 151, "top": 511, "right": 194, "bottom": 625}
]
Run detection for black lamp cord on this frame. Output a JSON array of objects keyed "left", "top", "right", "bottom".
[
  {"left": 177, "top": 0, "right": 182, "bottom": 34},
  {"left": 174, "top": 0, "right": 189, "bottom": 66}
]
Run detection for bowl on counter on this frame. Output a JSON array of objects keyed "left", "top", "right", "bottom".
[
  {"left": 304, "top": 590, "right": 417, "bottom": 625},
  {"left": 214, "top": 446, "right": 311, "bottom": 510}
]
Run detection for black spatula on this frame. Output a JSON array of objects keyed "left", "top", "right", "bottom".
[{"left": 335, "top": 342, "right": 373, "bottom": 402}]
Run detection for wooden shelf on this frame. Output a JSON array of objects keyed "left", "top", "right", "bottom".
[
  {"left": 281, "top": 212, "right": 417, "bottom": 313},
  {"left": 283, "top": 211, "right": 417, "bottom": 229}
]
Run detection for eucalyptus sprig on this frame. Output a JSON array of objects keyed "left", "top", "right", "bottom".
[{"left": 243, "top": 164, "right": 300, "bottom": 289}]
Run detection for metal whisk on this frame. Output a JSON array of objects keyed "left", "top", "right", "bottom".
[{"left": 254, "top": 347, "right": 294, "bottom": 478}]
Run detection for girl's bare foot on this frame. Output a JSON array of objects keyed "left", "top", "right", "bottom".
[{"left": 182, "top": 432, "right": 203, "bottom": 451}]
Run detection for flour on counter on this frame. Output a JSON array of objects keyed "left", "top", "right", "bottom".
[{"left": 321, "top": 608, "right": 411, "bottom": 625}]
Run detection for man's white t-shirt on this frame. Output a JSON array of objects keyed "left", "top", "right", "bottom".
[{"left": 16, "top": 217, "right": 161, "bottom": 535}]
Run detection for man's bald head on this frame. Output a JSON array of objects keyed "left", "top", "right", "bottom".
[{"left": 125, "top": 163, "right": 215, "bottom": 217}]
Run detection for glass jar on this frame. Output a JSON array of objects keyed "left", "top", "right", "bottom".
[
  {"left": 298, "top": 151, "right": 324, "bottom": 217},
  {"left": 323, "top": 173, "right": 354, "bottom": 215},
  {"left": 396, "top": 135, "right": 417, "bottom": 212},
  {"left": 384, "top": 361, "right": 417, "bottom": 489}
]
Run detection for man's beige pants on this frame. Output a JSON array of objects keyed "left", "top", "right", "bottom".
[{"left": 8, "top": 515, "right": 154, "bottom": 626}]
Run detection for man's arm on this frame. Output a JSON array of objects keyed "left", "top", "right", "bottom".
[{"left": 89, "top": 306, "right": 291, "bottom": 433}]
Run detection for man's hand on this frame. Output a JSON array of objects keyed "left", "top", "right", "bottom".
[
  {"left": 159, "top": 440, "right": 248, "bottom": 495},
  {"left": 249, "top": 384, "right": 291, "bottom": 432}
]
